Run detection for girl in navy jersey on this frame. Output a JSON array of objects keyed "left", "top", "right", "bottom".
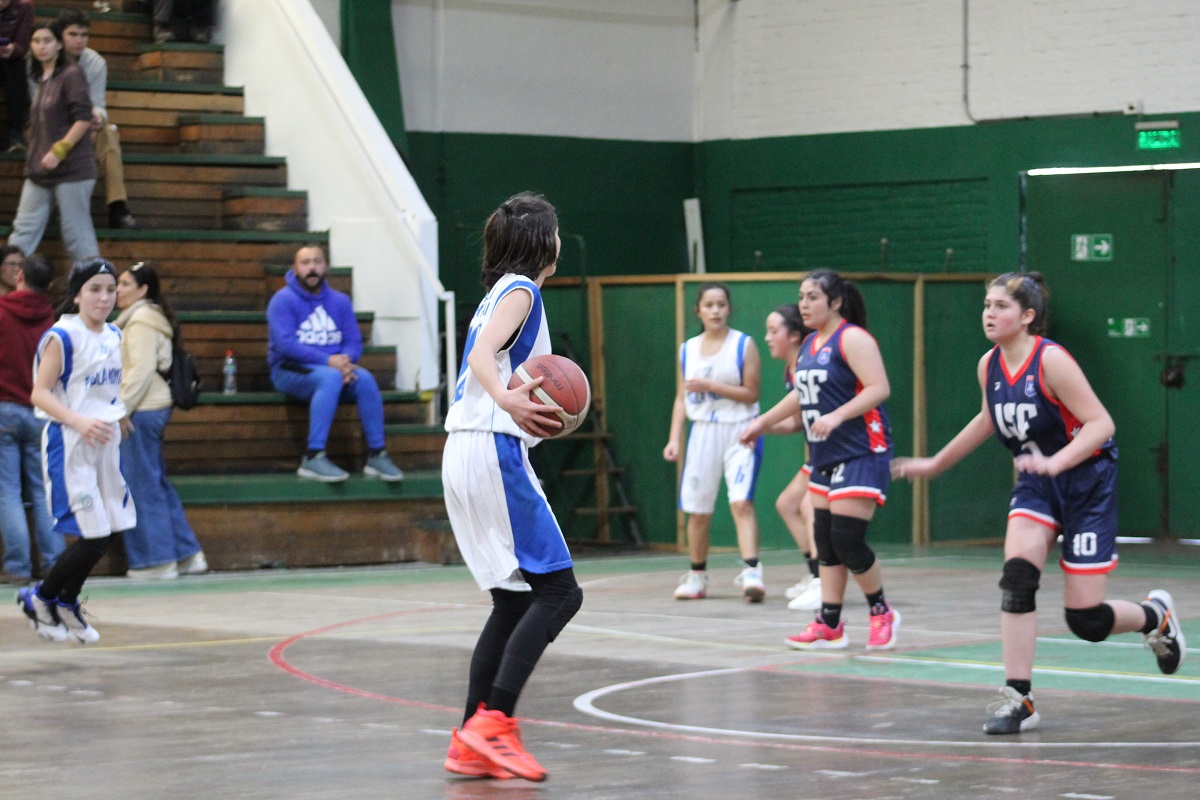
[
  {"left": 762, "top": 304, "right": 822, "bottom": 611},
  {"left": 742, "top": 269, "right": 898, "bottom": 649},
  {"left": 440, "top": 193, "right": 581, "bottom": 782},
  {"left": 664, "top": 283, "right": 764, "bottom": 602},
  {"left": 17, "top": 259, "right": 136, "bottom": 645},
  {"left": 893, "top": 272, "right": 1184, "bottom": 734}
]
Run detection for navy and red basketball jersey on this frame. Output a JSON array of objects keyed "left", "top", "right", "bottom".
[
  {"left": 794, "top": 321, "right": 891, "bottom": 470},
  {"left": 984, "top": 336, "right": 1115, "bottom": 459}
]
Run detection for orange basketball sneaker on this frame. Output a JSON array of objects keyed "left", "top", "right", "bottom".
[
  {"left": 456, "top": 704, "right": 547, "bottom": 782},
  {"left": 444, "top": 728, "right": 513, "bottom": 779}
]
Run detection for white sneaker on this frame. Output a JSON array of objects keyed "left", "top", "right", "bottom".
[
  {"left": 784, "top": 575, "right": 813, "bottom": 600},
  {"left": 787, "top": 577, "right": 822, "bottom": 611},
  {"left": 735, "top": 564, "right": 765, "bottom": 603},
  {"left": 126, "top": 562, "right": 179, "bottom": 581},
  {"left": 177, "top": 551, "right": 209, "bottom": 576},
  {"left": 56, "top": 599, "right": 100, "bottom": 645},
  {"left": 673, "top": 570, "right": 707, "bottom": 600},
  {"left": 16, "top": 584, "right": 68, "bottom": 642}
]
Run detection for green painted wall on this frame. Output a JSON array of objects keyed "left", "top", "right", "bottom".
[{"left": 406, "top": 113, "right": 1200, "bottom": 546}]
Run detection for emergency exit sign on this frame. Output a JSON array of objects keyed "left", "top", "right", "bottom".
[
  {"left": 1072, "top": 234, "right": 1113, "bottom": 261},
  {"left": 1137, "top": 129, "right": 1181, "bottom": 150},
  {"left": 1107, "top": 317, "right": 1150, "bottom": 338}
]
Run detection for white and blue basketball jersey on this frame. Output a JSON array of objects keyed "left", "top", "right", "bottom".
[
  {"left": 36, "top": 314, "right": 135, "bottom": 538},
  {"left": 681, "top": 329, "right": 759, "bottom": 423},
  {"left": 445, "top": 273, "right": 551, "bottom": 444},
  {"left": 985, "top": 336, "right": 1115, "bottom": 460},
  {"left": 34, "top": 314, "right": 126, "bottom": 423},
  {"left": 795, "top": 322, "right": 891, "bottom": 471}
]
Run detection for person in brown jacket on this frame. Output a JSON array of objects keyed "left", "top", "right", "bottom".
[{"left": 6, "top": 21, "right": 99, "bottom": 264}]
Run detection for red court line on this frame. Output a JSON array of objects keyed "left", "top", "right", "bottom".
[{"left": 268, "top": 610, "right": 1200, "bottom": 775}]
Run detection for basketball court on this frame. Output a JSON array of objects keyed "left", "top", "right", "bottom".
[{"left": 2, "top": 543, "right": 1196, "bottom": 798}]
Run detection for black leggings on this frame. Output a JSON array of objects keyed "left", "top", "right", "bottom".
[
  {"left": 39, "top": 536, "right": 110, "bottom": 604},
  {"left": 463, "top": 567, "right": 583, "bottom": 722}
]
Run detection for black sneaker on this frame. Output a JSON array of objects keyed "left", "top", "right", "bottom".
[
  {"left": 982, "top": 687, "right": 1039, "bottom": 735},
  {"left": 1144, "top": 589, "right": 1185, "bottom": 675}
]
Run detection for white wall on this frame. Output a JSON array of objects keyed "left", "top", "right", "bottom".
[
  {"left": 698, "top": 0, "right": 1200, "bottom": 140},
  {"left": 307, "top": 1, "right": 1200, "bottom": 142}
]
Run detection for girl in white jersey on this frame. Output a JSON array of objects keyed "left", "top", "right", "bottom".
[
  {"left": 440, "top": 194, "right": 582, "bottom": 783},
  {"left": 17, "top": 259, "right": 136, "bottom": 645},
  {"left": 664, "top": 283, "right": 764, "bottom": 602}
]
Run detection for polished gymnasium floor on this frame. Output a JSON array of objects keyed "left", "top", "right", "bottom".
[{"left": 2, "top": 543, "right": 1197, "bottom": 799}]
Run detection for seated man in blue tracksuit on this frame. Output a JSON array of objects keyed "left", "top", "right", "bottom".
[{"left": 266, "top": 243, "right": 405, "bottom": 483}]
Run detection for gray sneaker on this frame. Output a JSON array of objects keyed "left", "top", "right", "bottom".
[
  {"left": 297, "top": 452, "right": 350, "bottom": 482},
  {"left": 363, "top": 452, "right": 405, "bottom": 482}
]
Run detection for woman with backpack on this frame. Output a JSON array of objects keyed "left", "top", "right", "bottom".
[{"left": 115, "top": 261, "right": 207, "bottom": 579}]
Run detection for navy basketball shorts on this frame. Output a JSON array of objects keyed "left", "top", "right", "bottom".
[
  {"left": 1008, "top": 453, "right": 1119, "bottom": 574},
  {"left": 807, "top": 452, "right": 890, "bottom": 507}
]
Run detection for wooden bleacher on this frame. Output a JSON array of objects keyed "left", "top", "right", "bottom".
[{"left": 3, "top": 1, "right": 455, "bottom": 574}]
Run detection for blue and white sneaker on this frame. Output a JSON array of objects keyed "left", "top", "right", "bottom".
[
  {"left": 363, "top": 452, "right": 405, "bottom": 482},
  {"left": 15, "top": 583, "right": 68, "bottom": 642},
  {"left": 56, "top": 598, "right": 100, "bottom": 645},
  {"left": 297, "top": 451, "right": 350, "bottom": 482}
]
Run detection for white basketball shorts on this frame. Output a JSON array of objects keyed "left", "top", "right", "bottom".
[
  {"left": 43, "top": 421, "right": 137, "bottom": 539},
  {"left": 678, "top": 419, "right": 763, "bottom": 515}
]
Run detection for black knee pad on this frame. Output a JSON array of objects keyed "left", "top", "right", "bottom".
[
  {"left": 812, "top": 508, "right": 840, "bottom": 567},
  {"left": 829, "top": 514, "right": 875, "bottom": 574},
  {"left": 999, "top": 558, "right": 1040, "bottom": 613},
  {"left": 1064, "top": 604, "right": 1114, "bottom": 643}
]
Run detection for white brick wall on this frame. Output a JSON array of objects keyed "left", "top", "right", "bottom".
[{"left": 312, "top": 1, "right": 1200, "bottom": 142}]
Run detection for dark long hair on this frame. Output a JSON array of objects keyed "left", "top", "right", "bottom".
[
  {"left": 57, "top": 257, "right": 117, "bottom": 315},
  {"left": 804, "top": 269, "right": 868, "bottom": 329},
  {"left": 480, "top": 193, "right": 558, "bottom": 289},
  {"left": 126, "top": 261, "right": 180, "bottom": 336},
  {"left": 989, "top": 271, "right": 1049, "bottom": 335},
  {"left": 773, "top": 303, "right": 809, "bottom": 339},
  {"left": 28, "top": 22, "right": 69, "bottom": 82}
]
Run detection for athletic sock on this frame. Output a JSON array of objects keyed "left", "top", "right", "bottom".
[
  {"left": 1139, "top": 602, "right": 1161, "bottom": 634},
  {"left": 1006, "top": 679, "right": 1032, "bottom": 697},
  {"left": 305, "top": 449, "right": 321, "bottom": 459},
  {"left": 690, "top": 562, "right": 707, "bottom": 572},
  {"left": 742, "top": 558, "right": 759, "bottom": 568},
  {"left": 865, "top": 588, "right": 887, "bottom": 614},
  {"left": 807, "top": 558, "right": 820, "bottom": 578},
  {"left": 820, "top": 602, "right": 843, "bottom": 629}
]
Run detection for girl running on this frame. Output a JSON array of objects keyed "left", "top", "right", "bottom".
[
  {"left": 17, "top": 258, "right": 136, "bottom": 644},
  {"left": 893, "top": 272, "right": 1184, "bottom": 734}
]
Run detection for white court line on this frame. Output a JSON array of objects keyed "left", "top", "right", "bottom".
[
  {"left": 856, "top": 654, "right": 1200, "bottom": 684},
  {"left": 573, "top": 667, "right": 1200, "bottom": 749}
]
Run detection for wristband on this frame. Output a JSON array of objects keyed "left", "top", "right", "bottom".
[{"left": 51, "top": 139, "right": 73, "bottom": 160}]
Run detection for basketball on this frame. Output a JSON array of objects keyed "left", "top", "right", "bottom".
[{"left": 507, "top": 354, "right": 591, "bottom": 437}]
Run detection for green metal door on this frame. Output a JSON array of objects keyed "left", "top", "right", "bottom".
[{"left": 1024, "top": 172, "right": 1169, "bottom": 537}]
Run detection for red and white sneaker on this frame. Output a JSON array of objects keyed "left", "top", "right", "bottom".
[
  {"left": 444, "top": 727, "right": 513, "bottom": 779},
  {"left": 786, "top": 617, "right": 847, "bottom": 650},
  {"left": 673, "top": 570, "right": 708, "bottom": 600},
  {"left": 457, "top": 704, "right": 547, "bottom": 782},
  {"left": 866, "top": 605, "right": 901, "bottom": 650}
]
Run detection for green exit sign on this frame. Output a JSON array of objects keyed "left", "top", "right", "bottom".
[{"left": 1137, "top": 129, "right": 1181, "bottom": 149}]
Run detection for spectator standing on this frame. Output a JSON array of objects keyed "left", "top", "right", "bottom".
[
  {"left": 59, "top": 9, "right": 139, "bottom": 229},
  {"left": 7, "top": 21, "right": 99, "bottom": 264},
  {"left": 115, "top": 262, "right": 207, "bottom": 580},
  {"left": 0, "top": 252, "right": 64, "bottom": 585},
  {"left": 266, "top": 243, "right": 405, "bottom": 483},
  {"left": 0, "top": 0, "right": 32, "bottom": 152}
]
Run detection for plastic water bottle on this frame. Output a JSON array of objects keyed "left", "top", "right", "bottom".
[{"left": 222, "top": 350, "right": 238, "bottom": 395}]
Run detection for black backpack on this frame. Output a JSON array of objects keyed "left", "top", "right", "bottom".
[{"left": 164, "top": 328, "right": 202, "bottom": 410}]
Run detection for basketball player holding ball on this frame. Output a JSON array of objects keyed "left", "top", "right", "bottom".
[
  {"left": 440, "top": 193, "right": 582, "bottom": 782},
  {"left": 664, "top": 282, "right": 766, "bottom": 602}
]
